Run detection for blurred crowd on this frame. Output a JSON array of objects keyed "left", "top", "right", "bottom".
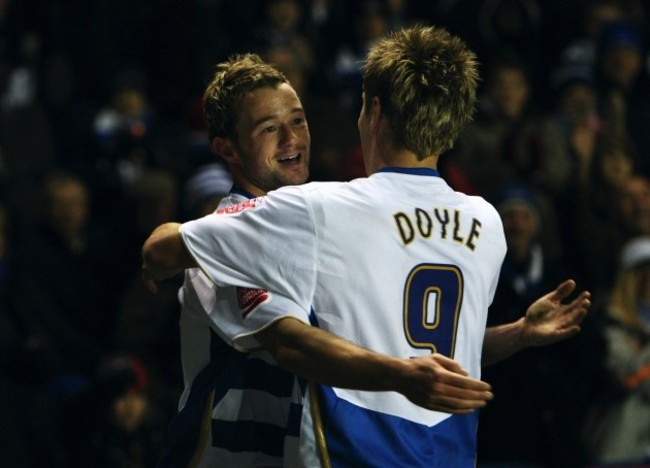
[{"left": 2, "top": 0, "right": 650, "bottom": 466}]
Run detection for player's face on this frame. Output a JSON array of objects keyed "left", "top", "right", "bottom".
[{"left": 231, "top": 83, "right": 310, "bottom": 195}]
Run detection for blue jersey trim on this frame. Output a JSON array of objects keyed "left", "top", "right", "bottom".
[
  {"left": 159, "top": 329, "right": 296, "bottom": 465},
  {"left": 157, "top": 332, "right": 221, "bottom": 467},
  {"left": 376, "top": 167, "right": 440, "bottom": 177},
  {"left": 316, "top": 384, "right": 478, "bottom": 468},
  {"left": 212, "top": 350, "right": 295, "bottom": 399}
]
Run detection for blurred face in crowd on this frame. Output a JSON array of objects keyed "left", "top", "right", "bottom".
[
  {"left": 619, "top": 175, "right": 650, "bottom": 235},
  {"left": 585, "top": 2, "right": 624, "bottom": 39},
  {"left": 357, "top": 6, "right": 388, "bottom": 43},
  {"left": 218, "top": 83, "right": 310, "bottom": 196},
  {"left": 265, "top": 46, "right": 306, "bottom": 96},
  {"left": 114, "top": 86, "right": 148, "bottom": 118},
  {"left": 45, "top": 178, "right": 89, "bottom": 240},
  {"left": 112, "top": 390, "right": 149, "bottom": 433},
  {"left": 267, "top": 0, "right": 301, "bottom": 31},
  {"left": 560, "top": 82, "right": 598, "bottom": 124},
  {"left": 488, "top": 67, "right": 529, "bottom": 119},
  {"left": 600, "top": 146, "right": 633, "bottom": 189},
  {"left": 600, "top": 44, "right": 642, "bottom": 90},
  {"left": 500, "top": 202, "right": 538, "bottom": 261}
]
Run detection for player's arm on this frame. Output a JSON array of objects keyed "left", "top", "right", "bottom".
[
  {"left": 142, "top": 222, "right": 198, "bottom": 293},
  {"left": 256, "top": 317, "right": 494, "bottom": 414},
  {"left": 482, "top": 279, "right": 591, "bottom": 366}
]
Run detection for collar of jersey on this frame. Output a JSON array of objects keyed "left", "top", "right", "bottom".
[
  {"left": 230, "top": 185, "right": 257, "bottom": 199},
  {"left": 376, "top": 166, "right": 440, "bottom": 177}
]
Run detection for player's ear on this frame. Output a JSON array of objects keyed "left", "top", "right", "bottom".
[
  {"left": 370, "top": 96, "right": 382, "bottom": 133},
  {"left": 212, "top": 137, "right": 237, "bottom": 163}
]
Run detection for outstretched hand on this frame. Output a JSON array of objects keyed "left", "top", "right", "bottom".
[
  {"left": 398, "top": 353, "right": 493, "bottom": 414},
  {"left": 520, "top": 279, "right": 591, "bottom": 347}
]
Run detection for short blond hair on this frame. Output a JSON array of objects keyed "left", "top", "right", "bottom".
[{"left": 362, "top": 25, "right": 479, "bottom": 159}]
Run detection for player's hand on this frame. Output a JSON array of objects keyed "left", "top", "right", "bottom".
[
  {"left": 141, "top": 263, "right": 160, "bottom": 294},
  {"left": 520, "top": 279, "right": 591, "bottom": 347},
  {"left": 398, "top": 353, "right": 493, "bottom": 414}
]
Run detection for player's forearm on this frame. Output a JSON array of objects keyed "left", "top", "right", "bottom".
[
  {"left": 482, "top": 319, "right": 526, "bottom": 367},
  {"left": 142, "top": 222, "right": 197, "bottom": 280},
  {"left": 256, "top": 318, "right": 406, "bottom": 391},
  {"left": 258, "top": 318, "right": 494, "bottom": 413}
]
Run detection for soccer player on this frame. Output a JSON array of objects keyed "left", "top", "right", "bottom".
[
  {"left": 145, "top": 33, "right": 590, "bottom": 465},
  {"left": 157, "top": 53, "right": 496, "bottom": 467}
]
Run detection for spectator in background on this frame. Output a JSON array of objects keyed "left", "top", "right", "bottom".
[
  {"left": 0, "top": 195, "right": 67, "bottom": 467},
  {"left": 546, "top": 61, "right": 601, "bottom": 196},
  {"left": 593, "top": 20, "right": 650, "bottom": 177},
  {"left": 329, "top": 0, "right": 389, "bottom": 111},
  {"left": 61, "top": 354, "right": 163, "bottom": 468},
  {"left": 0, "top": 6, "right": 57, "bottom": 238},
  {"left": 475, "top": 0, "right": 544, "bottom": 77},
  {"left": 558, "top": 133, "right": 638, "bottom": 293},
  {"left": 582, "top": 236, "right": 650, "bottom": 465},
  {"left": 13, "top": 170, "right": 123, "bottom": 381},
  {"left": 448, "top": 52, "right": 565, "bottom": 260},
  {"left": 449, "top": 52, "right": 535, "bottom": 199},
  {"left": 557, "top": 0, "right": 626, "bottom": 73},
  {"left": 249, "top": 0, "right": 315, "bottom": 82},
  {"left": 477, "top": 184, "right": 588, "bottom": 466},
  {"left": 90, "top": 69, "right": 189, "bottom": 221},
  {"left": 114, "top": 168, "right": 184, "bottom": 431},
  {"left": 8, "top": 170, "right": 129, "bottom": 468},
  {"left": 619, "top": 174, "right": 650, "bottom": 238},
  {"left": 91, "top": 69, "right": 157, "bottom": 203}
]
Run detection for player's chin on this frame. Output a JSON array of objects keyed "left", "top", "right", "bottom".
[
  {"left": 282, "top": 169, "right": 309, "bottom": 186},
  {"left": 279, "top": 160, "right": 309, "bottom": 183}
]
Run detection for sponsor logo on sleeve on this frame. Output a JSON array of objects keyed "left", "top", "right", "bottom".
[
  {"left": 236, "top": 287, "right": 270, "bottom": 319},
  {"left": 217, "top": 197, "right": 265, "bottom": 215}
]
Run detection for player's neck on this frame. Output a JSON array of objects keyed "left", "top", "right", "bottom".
[{"left": 375, "top": 150, "right": 438, "bottom": 173}]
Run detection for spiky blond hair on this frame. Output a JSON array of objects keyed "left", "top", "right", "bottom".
[{"left": 362, "top": 25, "right": 479, "bottom": 159}]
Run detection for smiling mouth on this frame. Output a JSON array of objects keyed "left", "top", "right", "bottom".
[{"left": 278, "top": 153, "right": 302, "bottom": 165}]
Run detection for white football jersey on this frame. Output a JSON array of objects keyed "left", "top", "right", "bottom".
[
  {"left": 159, "top": 190, "right": 301, "bottom": 468},
  {"left": 181, "top": 168, "right": 507, "bottom": 467}
]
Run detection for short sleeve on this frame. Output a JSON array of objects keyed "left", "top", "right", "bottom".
[
  {"left": 180, "top": 186, "right": 317, "bottom": 317},
  {"left": 207, "top": 288, "right": 310, "bottom": 352}
]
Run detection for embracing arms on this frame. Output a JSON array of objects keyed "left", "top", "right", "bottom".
[
  {"left": 254, "top": 278, "right": 591, "bottom": 410},
  {"left": 141, "top": 223, "right": 591, "bottom": 410},
  {"left": 142, "top": 222, "right": 196, "bottom": 293},
  {"left": 256, "top": 317, "right": 493, "bottom": 413},
  {"left": 141, "top": 222, "right": 492, "bottom": 413}
]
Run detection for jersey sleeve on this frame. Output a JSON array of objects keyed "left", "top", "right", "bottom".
[
  {"left": 208, "top": 288, "right": 310, "bottom": 352},
  {"left": 180, "top": 186, "right": 317, "bottom": 320}
]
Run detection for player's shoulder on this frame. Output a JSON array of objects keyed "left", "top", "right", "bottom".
[
  {"left": 455, "top": 189, "right": 499, "bottom": 215},
  {"left": 269, "top": 180, "right": 349, "bottom": 201}
]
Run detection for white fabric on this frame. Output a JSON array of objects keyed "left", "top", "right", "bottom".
[
  {"left": 181, "top": 169, "right": 507, "bottom": 462},
  {"left": 165, "top": 192, "right": 300, "bottom": 468}
]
